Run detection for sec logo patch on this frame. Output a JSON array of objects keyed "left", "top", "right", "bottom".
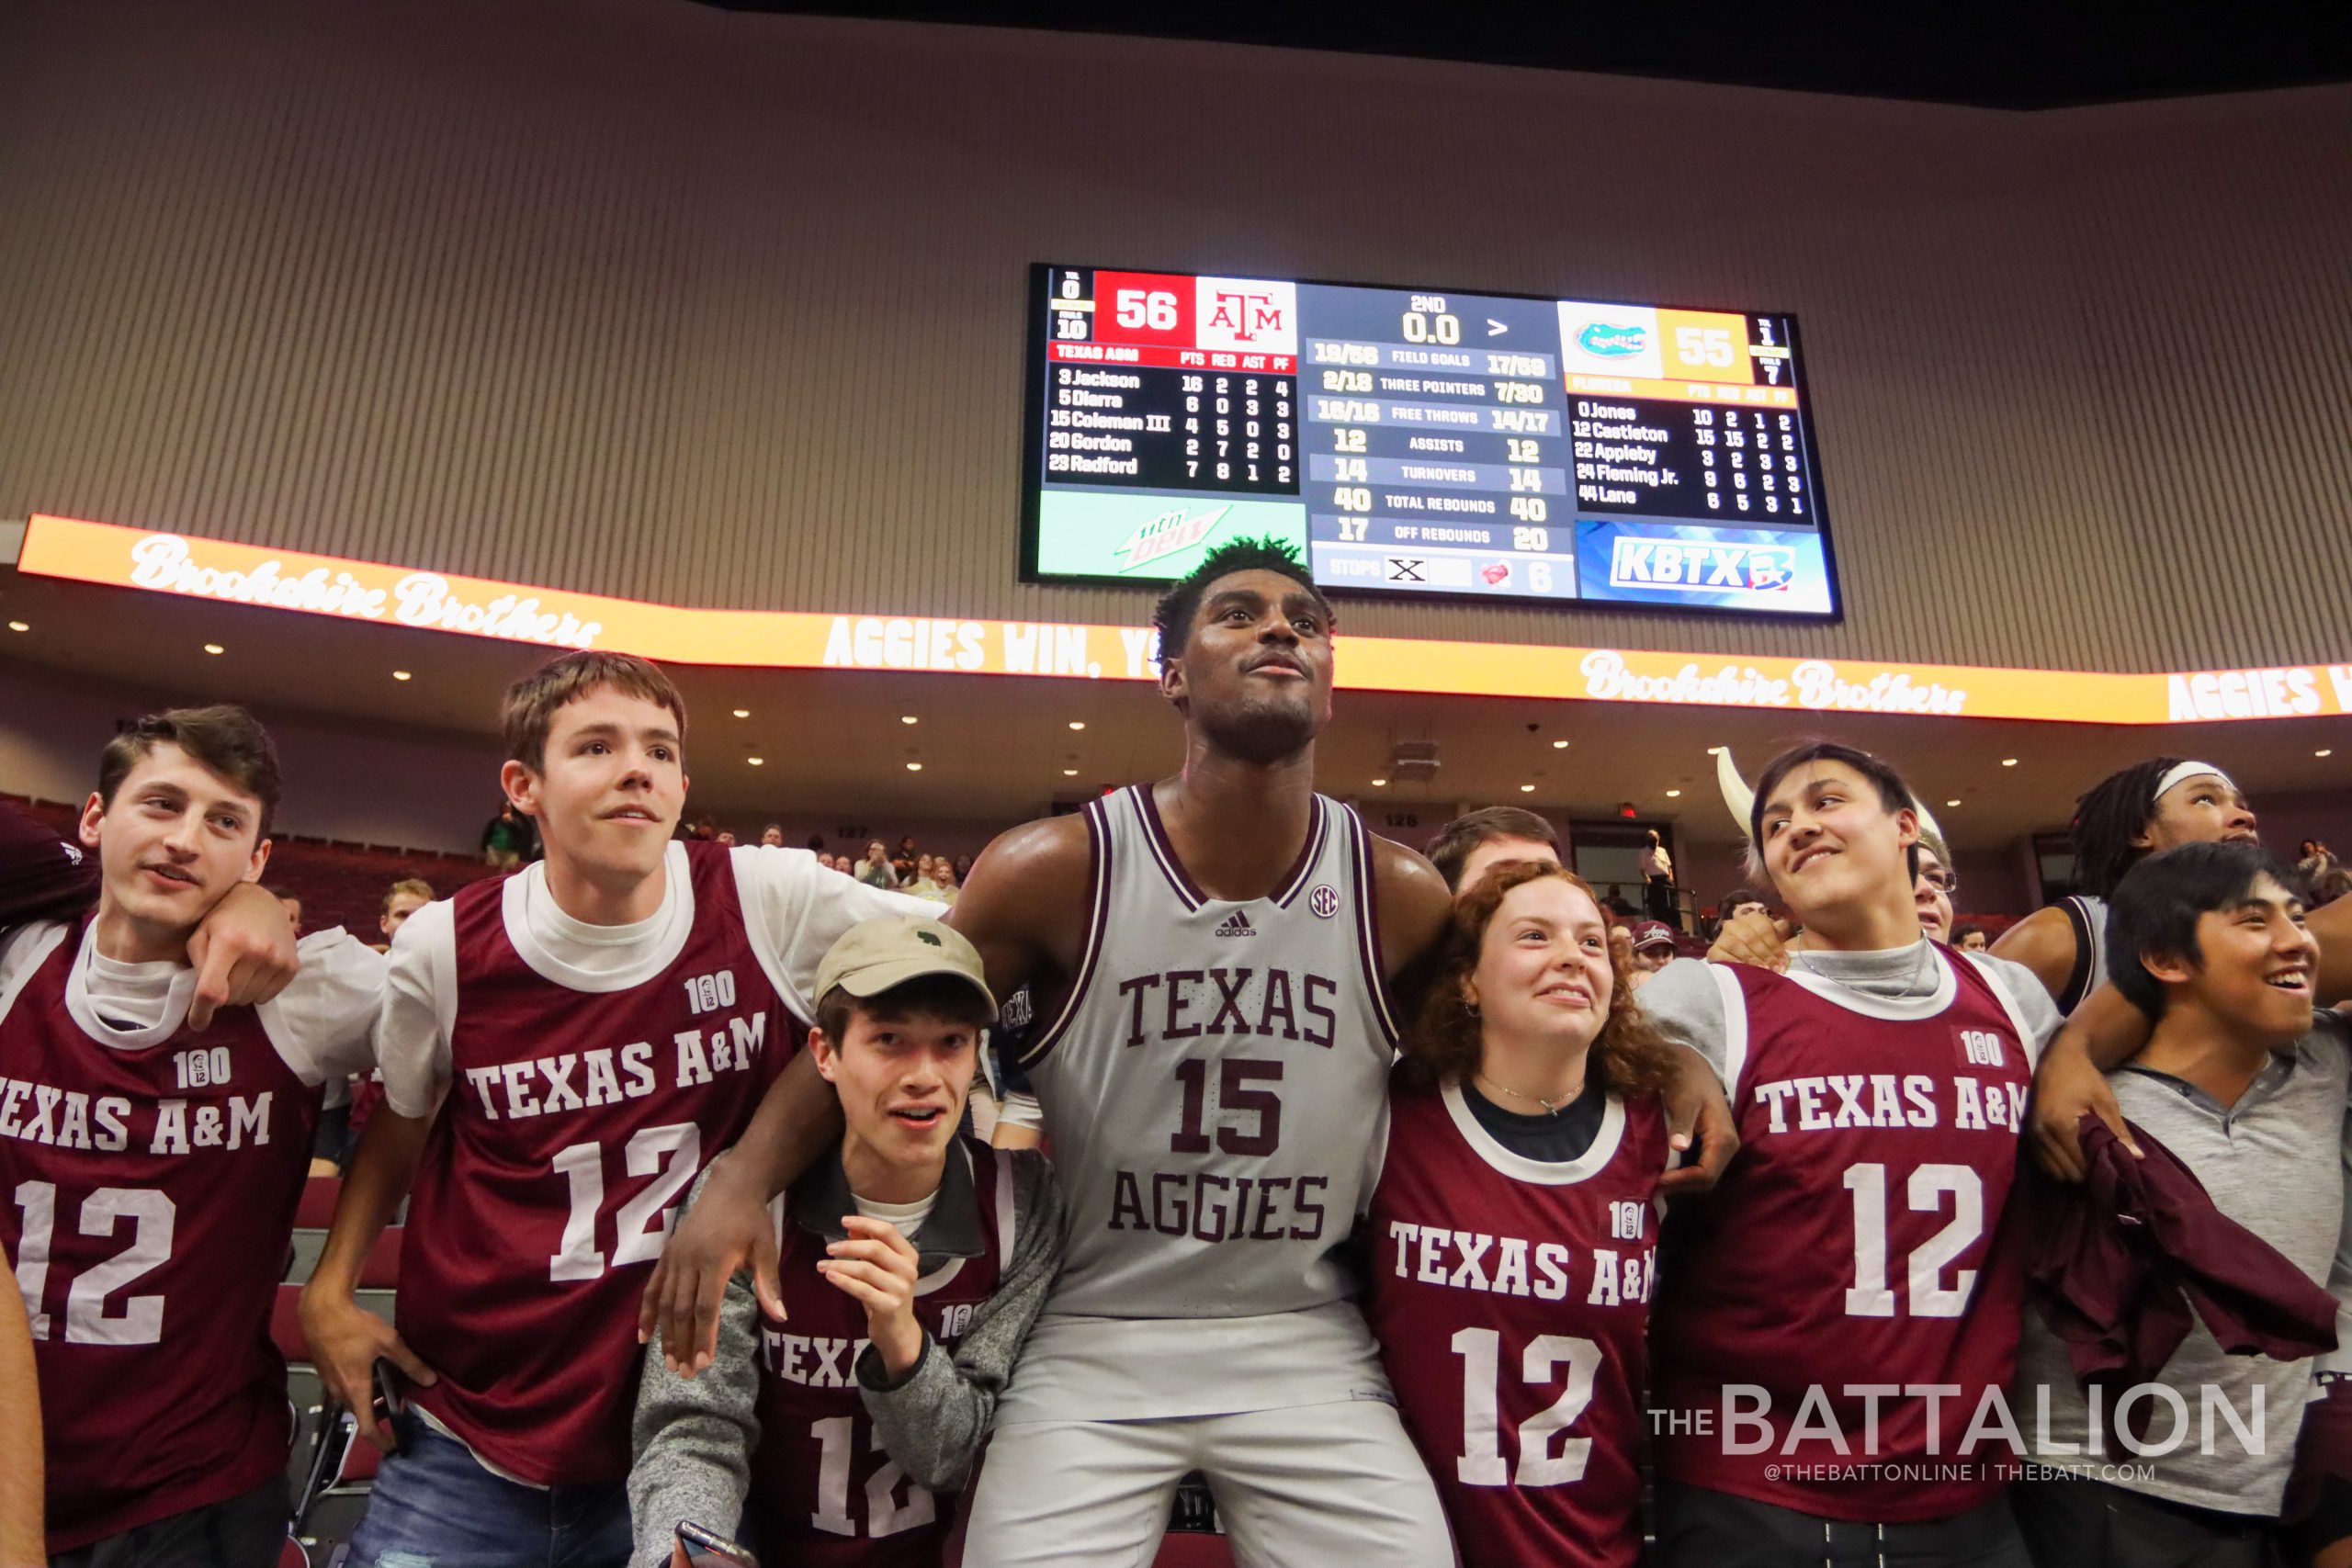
[{"left": 1308, "top": 885, "right": 1340, "bottom": 919}]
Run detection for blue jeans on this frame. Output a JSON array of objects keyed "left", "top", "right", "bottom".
[{"left": 345, "top": 1411, "right": 631, "bottom": 1568}]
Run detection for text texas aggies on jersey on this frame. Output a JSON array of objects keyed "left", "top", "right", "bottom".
[
  {"left": 1648, "top": 950, "right": 2041, "bottom": 1523},
  {"left": 393, "top": 839, "right": 796, "bottom": 1486},
  {"left": 1366, "top": 1073, "right": 1668, "bottom": 1568},
  {"left": 750, "top": 1137, "right": 1014, "bottom": 1566},
  {"left": 0, "top": 918, "right": 379, "bottom": 1553}
]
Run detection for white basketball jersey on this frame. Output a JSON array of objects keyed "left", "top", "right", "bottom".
[{"left": 1019, "top": 784, "right": 1399, "bottom": 1319}]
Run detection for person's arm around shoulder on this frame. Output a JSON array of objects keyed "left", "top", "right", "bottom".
[
  {"left": 857, "top": 1150, "right": 1066, "bottom": 1491},
  {"left": 1627, "top": 956, "right": 1741, "bottom": 1195},
  {"left": 629, "top": 1175, "right": 764, "bottom": 1568},
  {"left": 1988, "top": 906, "right": 2079, "bottom": 1007},
  {"left": 0, "top": 1235, "right": 40, "bottom": 1566},
  {"left": 2027, "top": 983, "right": 2154, "bottom": 1183},
  {"left": 258, "top": 927, "right": 390, "bottom": 1086}
]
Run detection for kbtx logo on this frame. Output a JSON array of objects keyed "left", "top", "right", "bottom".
[{"left": 1610, "top": 537, "right": 1797, "bottom": 594}]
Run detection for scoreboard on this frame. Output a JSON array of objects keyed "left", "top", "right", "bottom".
[{"left": 1021, "top": 265, "right": 1839, "bottom": 618}]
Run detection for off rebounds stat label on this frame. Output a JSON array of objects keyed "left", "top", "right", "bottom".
[{"left": 1024, "top": 265, "right": 1838, "bottom": 617}]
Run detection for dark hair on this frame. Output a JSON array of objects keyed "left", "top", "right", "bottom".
[
  {"left": 1951, "top": 921, "right": 1987, "bottom": 944},
  {"left": 2315, "top": 868, "right": 2352, "bottom": 908},
  {"left": 813, "top": 973, "right": 995, "bottom": 1047},
  {"left": 1724, "top": 891, "right": 1770, "bottom": 916},
  {"left": 2067, "top": 758, "right": 2183, "bottom": 900},
  {"left": 1426, "top": 807, "right": 1563, "bottom": 892},
  {"left": 2105, "top": 841, "right": 2304, "bottom": 1017},
  {"left": 98, "top": 705, "right": 282, "bottom": 840},
  {"left": 1401, "top": 862, "right": 1680, "bottom": 1101},
  {"left": 1748, "top": 741, "right": 1919, "bottom": 882},
  {"left": 501, "top": 650, "right": 686, "bottom": 774},
  {"left": 1151, "top": 536, "right": 1331, "bottom": 663}
]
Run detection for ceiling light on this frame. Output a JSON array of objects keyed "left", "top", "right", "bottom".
[
  {"left": 1519, "top": 784, "right": 1535, "bottom": 794},
  {"left": 1706, "top": 746, "right": 1725, "bottom": 755},
  {"left": 1068, "top": 721, "right": 1086, "bottom": 731},
  {"left": 1062, "top": 768, "right": 1079, "bottom": 776},
  {"left": 901, "top": 715, "right": 919, "bottom": 725},
  {"left": 732, "top": 708, "right": 750, "bottom": 719},
  {"left": 1551, "top": 739, "right": 1568, "bottom": 750},
  {"left": 1945, "top": 798, "right": 1962, "bottom": 807},
  {"left": 1666, "top": 788, "right": 1681, "bottom": 797},
  {"left": 2319, "top": 750, "right": 2335, "bottom": 758},
  {"left": 391, "top": 671, "right": 412, "bottom": 682},
  {"left": 5, "top": 621, "right": 26, "bottom": 633},
  {"left": 203, "top": 643, "right": 224, "bottom": 655},
  {"left": 1370, "top": 778, "right": 1387, "bottom": 787},
  {"left": 2000, "top": 758, "right": 2018, "bottom": 767},
  {"left": 747, "top": 757, "right": 764, "bottom": 766},
  {"left": 907, "top": 761, "right": 923, "bottom": 772}
]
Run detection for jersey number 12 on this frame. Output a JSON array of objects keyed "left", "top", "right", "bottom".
[{"left": 1452, "top": 1326, "right": 1600, "bottom": 1487}]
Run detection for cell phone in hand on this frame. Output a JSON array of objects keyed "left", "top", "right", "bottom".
[
  {"left": 370, "top": 1357, "right": 407, "bottom": 1436},
  {"left": 676, "top": 1520, "right": 757, "bottom": 1567}
]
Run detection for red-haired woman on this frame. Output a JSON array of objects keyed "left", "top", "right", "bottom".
[{"left": 1363, "top": 862, "right": 1680, "bottom": 1567}]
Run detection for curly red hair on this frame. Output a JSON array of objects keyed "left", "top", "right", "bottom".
[{"left": 1400, "top": 862, "right": 1679, "bottom": 1101}]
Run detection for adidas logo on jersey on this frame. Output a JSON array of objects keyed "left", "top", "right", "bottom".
[{"left": 1214, "top": 908, "right": 1255, "bottom": 938}]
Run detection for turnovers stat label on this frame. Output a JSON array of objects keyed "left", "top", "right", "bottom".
[{"left": 1024, "top": 265, "right": 1837, "bottom": 618}]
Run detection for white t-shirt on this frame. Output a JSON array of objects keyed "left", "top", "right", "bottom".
[
  {"left": 376, "top": 843, "right": 933, "bottom": 1116},
  {"left": 0, "top": 919, "right": 383, "bottom": 1086}
]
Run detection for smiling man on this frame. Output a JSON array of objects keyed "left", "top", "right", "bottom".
[
  {"left": 0, "top": 706, "right": 382, "bottom": 1564},
  {"left": 300, "top": 651, "right": 928, "bottom": 1568},
  {"left": 2012, "top": 842, "right": 2347, "bottom": 1566},
  {"left": 1639, "top": 741, "right": 2061, "bottom": 1567}
]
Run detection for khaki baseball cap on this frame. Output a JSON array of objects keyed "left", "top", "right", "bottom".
[{"left": 814, "top": 914, "right": 997, "bottom": 1017}]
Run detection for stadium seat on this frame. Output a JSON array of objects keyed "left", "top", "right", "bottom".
[
  {"left": 270, "top": 1283, "right": 310, "bottom": 1364},
  {"left": 1151, "top": 1536, "right": 1234, "bottom": 1568},
  {"left": 278, "top": 1532, "right": 309, "bottom": 1568},
  {"left": 357, "top": 1227, "right": 403, "bottom": 1290},
  {"left": 296, "top": 1175, "right": 342, "bottom": 1230}
]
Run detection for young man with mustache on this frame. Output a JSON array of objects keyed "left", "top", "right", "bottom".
[{"left": 0, "top": 707, "right": 382, "bottom": 1564}]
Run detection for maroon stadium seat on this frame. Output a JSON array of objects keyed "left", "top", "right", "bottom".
[
  {"left": 295, "top": 1175, "right": 341, "bottom": 1230},
  {"left": 270, "top": 1283, "right": 310, "bottom": 1364},
  {"left": 277, "top": 1534, "right": 308, "bottom": 1568},
  {"left": 357, "top": 1226, "right": 403, "bottom": 1290},
  {"left": 1151, "top": 1536, "right": 1233, "bottom": 1568}
]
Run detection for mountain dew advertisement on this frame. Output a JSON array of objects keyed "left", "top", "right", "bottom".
[{"left": 1033, "top": 491, "right": 1309, "bottom": 581}]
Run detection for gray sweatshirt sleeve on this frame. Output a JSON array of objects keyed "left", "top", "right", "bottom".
[
  {"left": 1636, "top": 957, "right": 1733, "bottom": 1085},
  {"left": 1972, "top": 952, "right": 2065, "bottom": 1057},
  {"left": 854, "top": 1148, "right": 1066, "bottom": 1491},
  {"left": 628, "top": 1179, "right": 764, "bottom": 1568}
]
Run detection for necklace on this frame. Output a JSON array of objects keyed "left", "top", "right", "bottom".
[
  {"left": 1790, "top": 935, "right": 1937, "bottom": 1002},
  {"left": 1475, "top": 1070, "right": 1584, "bottom": 1116}
]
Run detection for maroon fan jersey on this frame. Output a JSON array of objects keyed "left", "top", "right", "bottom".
[
  {"left": 1364, "top": 1073, "right": 1668, "bottom": 1568},
  {"left": 0, "top": 921, "right": 321, "bottom": 1552},
  {"left": 1648, "top": 953, "right": 2038, "bottom": 1521},
  {"left": 401, "top": 841, "right": 796, "bottom": 1485},
  {"left": 750, "top": 1137, "right": 1013, "bottom": 1566}
]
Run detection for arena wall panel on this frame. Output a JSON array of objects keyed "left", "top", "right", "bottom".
[{"left": 0, "top": 0, "right": 2346, "bottom": 672}]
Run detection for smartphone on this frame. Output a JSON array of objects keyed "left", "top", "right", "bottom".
[
  {"left": 676, "top": 1521, "right": 756, "bottom": 1567},
  {"left": 370, "top": 1357, "right": 407, "bottom": 1437}
]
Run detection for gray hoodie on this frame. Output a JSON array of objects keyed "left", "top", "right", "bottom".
[{"left": 628, "top": 1145, "right": 1064, "bottom": 1568}]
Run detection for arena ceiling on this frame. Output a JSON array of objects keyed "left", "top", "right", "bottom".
[
  {"left": 695, "top": 3, "right": 2352, "bottom": 109},
  {"left": 6, "top": 560, "right": 2344, "bottom": 851}
]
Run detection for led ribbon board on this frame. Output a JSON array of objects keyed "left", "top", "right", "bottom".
[
  {"left": 1023, "top": 265, "right": 1838, "bottom": 617},
  {"left": 17, "top": 515, "right": 2352, "bottom": 726}
]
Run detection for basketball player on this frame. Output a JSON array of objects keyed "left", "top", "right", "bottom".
[
  {"left": 300, "top": 651, "right": 930, "bottom": 1568},
  {"left": 1641, "top": 741, "right": 2061, "bottom": 1566},
  {"left": 1993, "top": 758, "right": 2257, "bottom": 1011},
  {"left": 1364, "top": 863, "right": 1676, "bottom": 1565},
  {"left": 0, "top": 707, "right": 384, "bottom": 1563},
  {"left": 631, "top": 916, "right": 1063, "bottom": 1566},
  {"left": 644, "top": 539, "right": 1737, "bottom": 1566},
  {"left": 1423, "top": 806, "right": 1562, "bottom": 894}
]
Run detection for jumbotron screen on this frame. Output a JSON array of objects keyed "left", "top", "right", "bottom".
[{"left": 1021, "top": 265, "right": 1839, "bottom": 617}]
